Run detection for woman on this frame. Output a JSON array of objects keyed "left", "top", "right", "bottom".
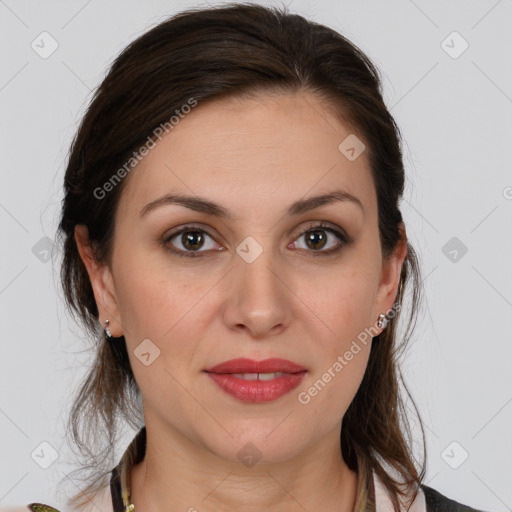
[{"left": 26, "top": 3, "right": 486, "bottom": 511}]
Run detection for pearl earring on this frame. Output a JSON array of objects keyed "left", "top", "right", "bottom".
[
  {"left": 104, "top": 319, "right": 113, "bottom": 339},
  {"left": 377, "top": 313, "right": 388, "bottom": 330}
]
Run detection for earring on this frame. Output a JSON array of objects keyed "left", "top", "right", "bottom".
[
  {"left": 377, "top": 313, "right": 388, "bottom": 330},
  {"left": 104, "top": 319, "right": 112, "bottom": 339}
]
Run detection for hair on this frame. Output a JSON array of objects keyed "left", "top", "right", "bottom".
[{"left": 57, "top": 3, "right": 426, "bottom": 510}]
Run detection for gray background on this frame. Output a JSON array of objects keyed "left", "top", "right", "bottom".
[{"left": 0, "top": 0, "right": 511, "bottom": 510}]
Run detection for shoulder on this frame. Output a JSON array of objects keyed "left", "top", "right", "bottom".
[{"left": 421, "top": 485, "right": 490, "bottom": 512}]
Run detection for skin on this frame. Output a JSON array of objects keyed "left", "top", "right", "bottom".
[{"left": 75, "top": 90, "right": 407, "bottom": 512}]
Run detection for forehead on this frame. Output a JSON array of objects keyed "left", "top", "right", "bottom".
[{"left": 117, "top": 91, "right": 376, "bottom": 221}]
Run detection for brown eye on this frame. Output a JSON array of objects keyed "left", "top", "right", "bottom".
[
  {"left": 305, "top": 229, "right": 328, "bottom": 250},
  {"left": 163, "top": 222, "right": 349, "bottom": 259},
  {"left": 291, "top": 223, "right": 347, "bottom": 255},
  {"left": 181, "top": 230, "right": 205, "bottom": 251},
  {"left": 164, "top": 226, "right": 219, "bottom": 257},
  {"left": 289, "top": 221, "right": 352, "bottom": 256}
]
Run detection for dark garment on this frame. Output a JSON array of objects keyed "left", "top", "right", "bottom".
[{"left": 422, "top": 486, "right": 485, "bottom": 512}]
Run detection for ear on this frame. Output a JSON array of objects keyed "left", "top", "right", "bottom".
[
  {"left": 374, "top": 222, "right": 407, "bottom": 333},
  {"left": 74, "top": 224, "right": 123, "bottom": 337}
]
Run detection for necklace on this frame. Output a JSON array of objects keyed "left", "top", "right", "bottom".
[
  {"left": 123, "top": 448, "right": 149, "bottom": 512},
  {"left": 121, "top": 490, "right": 135, "bottom": 512}
]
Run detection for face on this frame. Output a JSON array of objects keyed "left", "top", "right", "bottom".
[{"left": 76, "top": 90, "right": 406, "bottom": 465}]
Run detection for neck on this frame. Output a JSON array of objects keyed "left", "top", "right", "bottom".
[{"left": 130, "top": 423, "right": 359, "bottom": 512}]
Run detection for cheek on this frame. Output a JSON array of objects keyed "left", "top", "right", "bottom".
[
  {"left": 114, "top": 276, "right": 173, "bottom": 338},
  {"left": 116, "top": 272, "right": 205, "bottom": 414},
  {"left": 114, "top": 253, "right": 197, "bottom": 339},
  {"left": 293, "top": 265, "right": 377, "bottom": 413},
  {"left": 297, "top": 339, "right": 371, "bottom": 427},
  {"left": 114, "top": 265, "right": 211, "bottom": 378},
  {"left": 300, "top": 266, "right": 378, "bottom": 343}
]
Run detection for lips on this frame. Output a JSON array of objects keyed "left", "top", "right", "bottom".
[
  {"left": 204, "top": 358, "right": 307, "bottom": 403},
  {"left": 204, "top": 357, "right": 306, "bottom": 374}
]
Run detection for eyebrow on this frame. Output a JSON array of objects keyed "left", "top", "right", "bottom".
[{"left": 139, "top": 189, "right": 365, "bottom": 219}]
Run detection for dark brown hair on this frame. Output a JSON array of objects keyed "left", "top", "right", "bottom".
[{"left": 57, "top": 3, "right": 426, "bottom": 510}]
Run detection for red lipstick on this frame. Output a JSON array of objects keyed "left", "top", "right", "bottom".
[
  {"left": 205, "top": 357, "right": 306, "bottom": 374},
  {"left": 204, "top": 358, "right": 307, "bottom": 403}
]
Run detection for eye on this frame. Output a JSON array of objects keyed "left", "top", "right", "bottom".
[
  {"left": 163, "top": 221, "right": 350, "bottom": 258},
  {"left": 290, "top": 221, "right": 348, "bottom": 256},
  {"left": 163, "top": 225, "right": 220, "bottom": 258}
]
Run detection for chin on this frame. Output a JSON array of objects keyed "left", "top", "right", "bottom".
[{"left": 199, "top": 422, "right": 311, "bottom": 467}]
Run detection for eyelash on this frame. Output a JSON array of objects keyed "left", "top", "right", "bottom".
[{"left": 162, "top": 221, "right": 350, "bottom": 259}]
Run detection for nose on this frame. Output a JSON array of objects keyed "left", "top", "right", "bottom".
[{"left": 221, "top": 242, "right": 293, "bottom": 339}]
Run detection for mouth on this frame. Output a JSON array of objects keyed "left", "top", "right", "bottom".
[
  {"left": 227, "top": 372, "right": 293, "bottom": 381},
  {"left": 203, "top": 358, "right": 307, "bottom": 403},
  {"left": 204, "top": 357, "right": 306, "bottom": 374}
]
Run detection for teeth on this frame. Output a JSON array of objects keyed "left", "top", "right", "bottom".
[
  {"left": 258, "top": 372, "right": 282, "bottom": 381},
  {"left": 233, "top": 373, "right": 259, "bottom": 380},
  {"left": 231, "top": 372, "right": 285, "bottom": 381}
]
